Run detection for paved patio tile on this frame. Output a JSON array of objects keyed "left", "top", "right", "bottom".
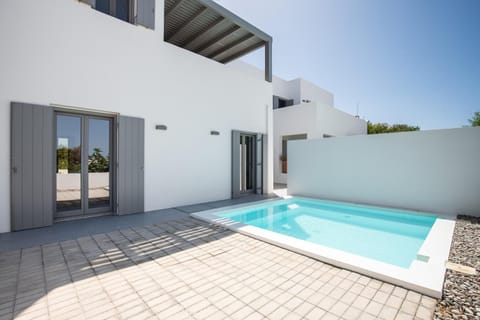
[
  {"left": 395, "top": 311, "right": 415, "bottom": 320},
  {"left": 386, "top": 294, "right": 403, "bottom": 309},
  {"left": 378, "top": 305, "right": 399, "bottom": 320},
  {"left": 329, "top": 300, "right": 349, "bottom": 317},
  {"left": 415, "top": 305, "right": 434, "bottom": 320},
  {"left": 0, "top": 217, "right": 438, "bottom": 319},
  {"left": 322, "top": 312, "right": 341, "bottom": 320},
  {"left": 303, "top": 306, "right": 326, "bottom": 320},
  {"left": 400, "top": 299, "right": 419, "bottom": 315},
  {"left": 342, "top": 306, "right": 362, "bottom": 320},
  {"left": 318, "top": 296, "right": 337, "bottom": 311},
  {"left": 372, "top": 290, "right": 390, "bottom": 304},
  {"left": 405, "top": 290, "right": 422, "bottom": 304},
  {"left": 364, "top": 300, "right": 383, "bottom": 317},
  {"left": 352, "top": 295, "right": 371, "bottom": 310},
  {"left": 392, "top": 286, "right": 408, "bottom": 298}
]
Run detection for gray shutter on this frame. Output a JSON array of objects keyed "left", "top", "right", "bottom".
[
  {"left": 255, "top": 134, "right": 264, "bottom": 194},
  {"left": 136, "top": 0, "right": 155, "bottom": 29},
  {"left": 273, "top": 96, "right": 280, "bottom": 109},
  {"left": 117, "top": 115, "right": 144, "bottom": 215},
  {"left": 231, "top": 130, "right": 241, "bottom": 198},
  {"left": 11, "top": 102, "right": 54, "bottom": 231},
  {"left": 79, "top": 0, "right": 96, "bottom": 7}
]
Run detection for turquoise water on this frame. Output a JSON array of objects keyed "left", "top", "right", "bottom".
[{"left": 219, "top": 198, "right": 437, "bottom": 268}]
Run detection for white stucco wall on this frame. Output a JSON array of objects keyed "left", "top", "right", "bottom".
[
  {"left": 272, "top": 77, "right": 334, "bottom": 108},
  {"left": 273, "top": 103, "right": 367, "bottom": 184},
  {"left": 0, "top": 0, "right": 273, "bottom": 232},
  {"left": 272, "top": 77, "right": 301, "bottom": 104},
  {"left": 273, "top": 104, "right": 318, "bottom": 184},
  {"left": 299, "top": 79, "right": 334, "bottom": 107},
  {"left": 288, "top": 128, "right": 480, "bottom": 217},
  {"left": 316, "top": 104, "right": 367, "bottom": 137}
]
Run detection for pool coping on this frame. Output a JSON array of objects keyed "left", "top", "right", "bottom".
[{"left": 191, "top": 196, "right": 455, "bottom": 298}]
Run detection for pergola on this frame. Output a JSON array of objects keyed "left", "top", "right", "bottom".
[{"left": 164, "top": 0, "right": 273, "bottom": 82}]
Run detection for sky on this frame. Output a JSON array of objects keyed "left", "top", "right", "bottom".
[{"left": 214, "top": 0, "right": 480, "bottom": 130}]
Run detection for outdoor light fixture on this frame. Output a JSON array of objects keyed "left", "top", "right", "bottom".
[
  {"left": 155, "top": 124, "right": 167, "bottom": 130},
  {"left": 210, "top": 130, "right": 220, "bottom": 136}
]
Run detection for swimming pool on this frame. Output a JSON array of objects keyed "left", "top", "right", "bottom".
[
  {"left": 192, "top": 197, "right": 455, "bottom": 297},
  {"left": 219, "top": 198, "right": 436, "bottom": 268}
]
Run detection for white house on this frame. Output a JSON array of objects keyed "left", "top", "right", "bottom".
[
  {"left": 272, "top": 77, "right": 367, "bottom": 185},
  {"left": 0, "top": 0, "right": 274, "bottom": 232}
]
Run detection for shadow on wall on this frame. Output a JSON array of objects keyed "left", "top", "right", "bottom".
[{"left": 0, "top": 218, "right": 237, "bottom": 318}]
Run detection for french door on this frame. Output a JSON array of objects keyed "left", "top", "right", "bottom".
[{"left": 55, "top": 113, "right": 113, "bottom": 218}]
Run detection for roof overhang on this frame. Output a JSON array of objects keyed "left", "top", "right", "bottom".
[{"left": 164, "top": 0, "right": 273, "bottom": 82}]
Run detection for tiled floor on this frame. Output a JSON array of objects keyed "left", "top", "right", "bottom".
[
  {"left": 0, "top": 194, "right": 276, "bottom": 252},
  {"left": 0, "top": 217, "right": 437, "bottom": 320}
]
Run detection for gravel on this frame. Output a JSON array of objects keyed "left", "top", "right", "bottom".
[{"left": 434, "top": 215, "right": 480, "bottom": 320}]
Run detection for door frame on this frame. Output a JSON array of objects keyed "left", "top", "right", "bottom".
[
  {"left": 53, "top": 107, "right": 117, "bottom": 219},
  {"left": 232, "top": 130, "right": 264, "bottom": 198}
]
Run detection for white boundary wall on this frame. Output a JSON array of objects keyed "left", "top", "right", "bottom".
[
  {"left": 288, "top": 128, "right": 480, "bottom": 217},
  {"left": 273, "top": 103, "right": 367, "bottom": 184},
  {"left": 0, "top": 0, "right": 273, "bottom": 232}
]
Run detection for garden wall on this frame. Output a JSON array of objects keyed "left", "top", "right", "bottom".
[{"left": 288, "top": 127, "right": 480, "bottom": 217}]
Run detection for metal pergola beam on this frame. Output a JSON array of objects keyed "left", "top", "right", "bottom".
[
  {"left": 165, "top": 0, "right": 187, "bottom": 19},
  {"left": 207, "top": 33, "right": 256, "bottom": 60},
  {"left": 265, "top": 40, "right": 273, "bottom": 82},
  {"left": 166, "top": 7, "right": 209, "bottom": 41},
  {"left": 196, "top": 0, "right": 272, "bottom": 43},
  {"left": 194, "top": 25, "right": 240, "bottom": 54},
  {"left": 180, "top": 16, "right": 225, "bottom": 47},
  {"left": 220, "top": 41, "right": 265, "bottom": 64}
]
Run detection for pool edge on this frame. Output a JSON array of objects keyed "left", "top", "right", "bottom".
[{"left": 191, "top": 197, "right": 455, "bottom": 298}]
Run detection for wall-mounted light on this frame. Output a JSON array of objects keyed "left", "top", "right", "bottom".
[
  {"left": 155, "top": 124, "right": 167, "bottom": 131},
  {"left": 210, "top": 130, "right": 220, "bottom": 136}
]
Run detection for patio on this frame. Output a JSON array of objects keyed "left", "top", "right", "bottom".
[{"left": 0, "top": 213, "right": 436, "bottom": 320}]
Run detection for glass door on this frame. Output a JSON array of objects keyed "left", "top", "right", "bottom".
[
  {"left": 87, "top": 118, "right": 111, "bottom": 210},
  {"left": 240, "top": 134, "right": 256, "bottom": 193},
  {"left": 55, "top": 113, "right": 112, "bottom": 218},
  {"left": 55, "top": 115, "right": 82, "bottom": 214}
]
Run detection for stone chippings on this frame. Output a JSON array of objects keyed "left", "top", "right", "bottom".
[{"left": 435, "top": 215, "right": 480, "bottom": 320}]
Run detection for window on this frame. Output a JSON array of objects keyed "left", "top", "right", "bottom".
[
  {"left": 273, "top": 95, "right": 295, "bottom": 109},
  {"left": 80, "top": 0, "right": 155, "bottom": 29},
  {"left": 94, "top": 0, "right": 132, "bottom": 23}
]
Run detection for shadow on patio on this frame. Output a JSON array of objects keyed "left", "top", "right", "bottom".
[{"left": 0, "top": 194, "right": 279, "bottom": 319}]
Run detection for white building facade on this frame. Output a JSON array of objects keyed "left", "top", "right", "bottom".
[
  {"left": 0, "top": 0, "right": 274, "bottom": 232},
  {"left": 273, "top": 77, "right": 367, "bottom": 184}
]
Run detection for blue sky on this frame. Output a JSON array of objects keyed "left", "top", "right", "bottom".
[{"left": 215, "top": 0, "right": 480, "bottom": 129}]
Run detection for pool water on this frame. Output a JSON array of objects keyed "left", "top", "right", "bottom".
[{"left": 219, "top": 198, "right": 437, "bottom": 268}]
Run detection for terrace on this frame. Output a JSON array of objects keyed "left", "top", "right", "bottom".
[
  {"left": 0, "top": 207, "right": 436, "bottom": 320},
  {"left": 1, "top": 189, "right": 478, "bottom": 320}
]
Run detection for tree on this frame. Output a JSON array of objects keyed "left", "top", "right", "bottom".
[
  {"left": 57, "top": 147, "right": 69, "bottom": 171},
  {"left": 468, "top": 112, "right": 480, "bottom": 127},
  {"left": 56, "top": 146, "right": 81, "bottom": 173},
  {"left": 367, "top": 122, "right": 420, "bottom": 134},
  {"left": 88, "top": 148, "right": 109, "bottom": 172}
]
